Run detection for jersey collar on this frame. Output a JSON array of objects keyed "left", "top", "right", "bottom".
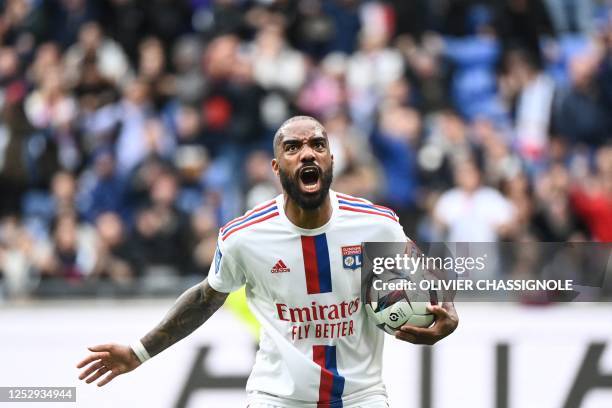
[{"left": 276, "top": 190, "right": 339, "bottom": 236}]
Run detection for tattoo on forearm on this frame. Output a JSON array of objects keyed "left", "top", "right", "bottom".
[{"left": 141, "top": 279, "right": 227, "bottom": 357}]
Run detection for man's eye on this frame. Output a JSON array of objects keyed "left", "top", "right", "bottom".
[
  {"left": 315, "top": 142, "right": 325, "bottom": 149},
  {"left": 286, "top": 145, "right": 298, "bottom": 152}
]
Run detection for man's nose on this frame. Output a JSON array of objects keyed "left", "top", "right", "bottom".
[{"left": 299, "top": 145, "right": 316, "bottom": 162}]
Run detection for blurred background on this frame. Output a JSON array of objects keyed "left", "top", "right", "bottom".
[
  {"left": 0, "top": 1, "right": 611, "bottom": 407},
  {"left": 0, "top": 0, "right": 611, "bottom": 298}
]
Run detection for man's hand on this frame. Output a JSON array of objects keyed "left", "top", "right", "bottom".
[
  {"left": 76, "top": 280, "right": 226, "bottom": 387},
  {"left": 76, "top": 344, "right": 141, "bottom": 387},
  {"left": 395, "top": 302, "right": 458, "bottom": 345}
]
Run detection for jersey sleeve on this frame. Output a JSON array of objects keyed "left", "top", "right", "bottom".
[
  {"left": 206, "top": 235, "right": 246, "bottom": 293},
  {"left": 390, "top": 219, "right": 409, "bottom": 242}
]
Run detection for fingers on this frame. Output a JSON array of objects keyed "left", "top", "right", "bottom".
[
  {"left": 78, "top": 361, "right": 104, "bottom": 380},
  {"left": 396, "top": 324, "right": 439, "bottom": 345},
  {"left": 394, "top": 330, "right": 417, "bottom": 343},
  {"left": 76, "top": 352, "right": 111, "bottom": 368},
  {"left": 77, "top": 343, "right": 125, "bottom": 387},
  {"left": 97, "top": 370, "right": 119, "bottom": 387},
  {"left": 395, "top": 304, "right": 457, "bottom": 345},
  {"left": 441, "top": 302, "right": 459, "bottom": 319},
  {"left": 84, "top": 366, "right": 109, "bottom": 384},
  {"left": 427, "top": 304, "right": 450, "bottom": 319},
  {"left": 88, "top": 344, "right": 114, "bottom": 352},
  {"left": 398, "top": 324, "right": 431, "bottom": 337}
]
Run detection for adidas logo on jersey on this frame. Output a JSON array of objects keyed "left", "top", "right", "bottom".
[{"left": 271, "top": 260, "right": 290, "bottom": 273}]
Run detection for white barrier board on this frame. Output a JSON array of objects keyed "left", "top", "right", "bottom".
[{"left": 0, "top": 301, "right": 611, "bottom": 408}]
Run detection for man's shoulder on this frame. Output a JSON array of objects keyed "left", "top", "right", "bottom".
[
  {"left": 333, "top": 191, "right": 407, "bottom": 239},
  {"left": 335, "top": 192, "right": 400, "bottom": 225},
  {"left": 219, "top": 196, "right": 282, "bottom": 245}
]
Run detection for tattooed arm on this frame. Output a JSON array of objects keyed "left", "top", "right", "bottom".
[
  {"left": 76, "top": 279, "right": 228, "bottom": 386},
  {"left": 141, "top": 279, "right": 228, "bottom": 357}
]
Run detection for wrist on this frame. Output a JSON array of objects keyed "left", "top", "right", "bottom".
[{"left": 130, "top": 341, "right": 151, "bottom": 364}]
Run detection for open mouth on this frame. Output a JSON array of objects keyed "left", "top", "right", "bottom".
[{"left": 298, "top": 166, "right": 321, "bottom": 193}]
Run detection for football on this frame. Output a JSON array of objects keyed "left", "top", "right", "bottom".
[
  {"left": 363, "top": 242, "right": 439, "bottom": 334},
  {"left": 365, "top": 280, "right": 438, "bottom": 334},
  {"left": 365, "top": 290, "right": 437, "bottom": 334}
]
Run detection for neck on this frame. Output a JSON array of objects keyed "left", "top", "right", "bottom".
[{"left": 284, "top": 194, "right": 332, "bottom": 229}]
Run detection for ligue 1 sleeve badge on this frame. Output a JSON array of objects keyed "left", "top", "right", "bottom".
[
  {"left": 214, "top": 244, "right": 223, "bottom": 274},
  {"left": 341, "top": 245, "right": 362, "bottom": 270}
]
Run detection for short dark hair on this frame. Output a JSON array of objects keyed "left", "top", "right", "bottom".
[{"left": 273, "top": 116, "right": 325, "bottom": 157}]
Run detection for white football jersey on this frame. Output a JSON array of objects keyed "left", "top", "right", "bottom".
[{"left": 207, "top": 190, "right": 407, "bottom": 407}]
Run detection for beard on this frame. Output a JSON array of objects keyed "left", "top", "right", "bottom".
[{"left": 279, "top": 164, "right": 333, "bottom": 210}]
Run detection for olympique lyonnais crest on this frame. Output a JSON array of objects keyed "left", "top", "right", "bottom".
[{"left": 341, "top": 245, "right": 362, "bottom": 270}]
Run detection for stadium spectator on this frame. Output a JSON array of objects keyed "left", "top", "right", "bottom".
[
  {"left": 242, "top": 149, "right": 277, "bottom": 209},
  {"left": 252, "top": 22, "right": 306, "bottom": 95},
  {"left": 130, "top": 170, "right": 193, "bottom": 276},
  {"left": 22, "top": 171, "right": 79, "bottom": 238},
  {"left": 190, "top": 205, "right": 219, "bottom": 276},
  {"left": 170, "top": 35, "right": 206, "bottom": 104},
  {"left": 474, "top": 117, "right": 521, "bottom": 187},
  {"left": 434, "top": 159, "right": 517, "bottom": 242},
  {"left": 24, "top": 64, "right": 80, "bottom": 170},
  {"left": 34, "top": 211, "right": 97, "bottom": 283},
  {"left": 543, "top": 0, "right": 595, "bottom": 34},
  {"left": 570, "top": 146, "right": 612, "bottom": 242},
  {"left": 418, "top": 109, "right": 477, "bottom": 191},
  {"left": 500, "top": 171, "right": 533, "bottom": 239},
  {"left": 63, "top": 21, "right": 131, "bottom": 89},
  {"left": 91, "top": 211, "right": 137, "bottom": 285},
  {"left": 500, "top": 48, "right": 556, "bottom": 167},
  {"left": 0, "top": 50, "right": 43, "bottom": 216},
  {"left": 26, "top": 42, "right": 61, "bottom": 85},
  {"left": 0, "top": 215, "right": 35, "bottom": 297},
  {"left": 114, "top": 81, "right": 174, "bottom": 175},
  {"left": 137, "top": 36, "right": 173, "bottom": 109},
  {"left": 297, "top": 52, "right": 346, "bottom": 118},
  {"left": 142, "top": 0, "right": 191, "bottom": 50},
  {"left": 346, "top": 22, "right": 404, "bottom": 131},
  {"left": 553, "top": 51, "right": 611, "bottom": 146},
  {"left": 52, "top": 0, "right": 99, "bottom": 48},
  {"left": 440, "top": 6, "right": 503, "bottom": 120},
  {"left": 0, "top": 0, "right": 48, "bottom": 48},
  {"left": 371, "top": 104, "right": 421, "bottom": 236},
  {"left": 79, "top": 149, "right": 126, "bottom": 222},
  {"left": 531, "top": 163, "right": 588, "bottom": 241},
  {"left": 201, "top": 34, "right": 264, "bottom": 154},
  {"left": 395, "top": 33, "right": 448, "bottom": 114},
  {"left": 495, "top": 0, "right": 555, "bottom": 64},
  {"left": 598, "top": 21, "right": 612, "bottom": 120}
]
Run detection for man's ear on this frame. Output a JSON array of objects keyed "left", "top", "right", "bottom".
[{"left": 271, "top": 158, "right": 279, "bottom": 176}]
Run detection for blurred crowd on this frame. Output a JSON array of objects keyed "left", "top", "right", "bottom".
[{"left": 0, "top": 0, "right": 611, "bottom": 299}]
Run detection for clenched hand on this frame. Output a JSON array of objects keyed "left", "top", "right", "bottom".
[{"left": 395, "top": 303, "right": 459, "bottom": 345}]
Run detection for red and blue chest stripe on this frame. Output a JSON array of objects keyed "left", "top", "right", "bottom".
[
  {"left": 301, "top": 235, "right": 345, "bottom": 405},
  {"left": 301, "top": 233, "right": 332, "bottom": 294},
  {"left": 313, "top": 345, "right": 345, "bottom": 407}
]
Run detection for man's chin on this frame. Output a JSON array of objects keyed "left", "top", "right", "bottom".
[
  {"left": 294, "top": 192, "right": 326, "bottom": 210},
  {"left": 279, "top": 167, "right": 332, "bottom": 211}
]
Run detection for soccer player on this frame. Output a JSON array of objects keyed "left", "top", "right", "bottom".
[{"left": 77, "top": 116, "right": 459, "bottom": 407}]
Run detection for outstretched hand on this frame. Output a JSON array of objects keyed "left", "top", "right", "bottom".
[
  {"left": 76, "top": 343, "right": 141, "bottom": 387},
  {"left": 395, "top": 303, "right": 458, "bottom": 345}
]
